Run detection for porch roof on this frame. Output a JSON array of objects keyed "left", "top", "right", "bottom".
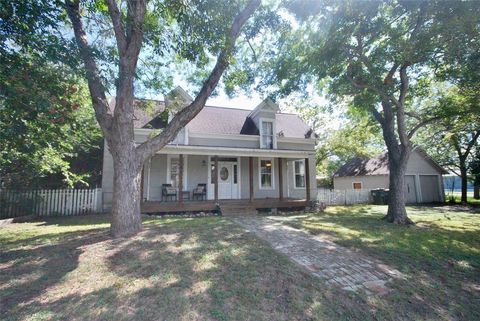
[{"left": 156, "top": 144, "right": 312, "bottom": 158}]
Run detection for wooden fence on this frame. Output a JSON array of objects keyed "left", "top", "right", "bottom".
[
  {"left": 317, "top": 189, "right": 372, "bottom": 206},
  {"left": 0, "top": 188, "right": 102, "bottom": 219}
]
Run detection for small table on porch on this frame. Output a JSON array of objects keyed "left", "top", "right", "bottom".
[{"left": 180, "top": 191, "right": 190, "bottom": 201}]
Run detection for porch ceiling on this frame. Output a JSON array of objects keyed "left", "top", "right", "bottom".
[{"left": 156, "top": 144, "right": 313, "bottom": 158}]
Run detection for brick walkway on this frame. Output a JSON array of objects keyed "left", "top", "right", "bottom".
[{"left": 233, "top": 216, "right": 404, "bottom": 296}]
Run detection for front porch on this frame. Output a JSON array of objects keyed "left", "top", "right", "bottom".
[
  {"left": 140, "top": 150, "right": 315, "bottom": 214},
  {"left": 141, "top": 198, "right": 309, "bottom": 214}
]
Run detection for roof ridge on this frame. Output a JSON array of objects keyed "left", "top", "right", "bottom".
[
  {"left": 203, "top": 105, "right": 252, "bottom": 111},
  {"left": 127, "top": 97, "right": 300, "bottom": 115}
]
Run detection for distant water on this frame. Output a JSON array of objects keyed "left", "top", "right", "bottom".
[{"left": 444, "top": 176, "right": 474, "bottom": 193}]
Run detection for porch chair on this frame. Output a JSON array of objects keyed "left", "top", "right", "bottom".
[
  {"left": 192, "top": 184, "right": 207, "bottom": 201},
  {"left": 162, "top": 184, "right": 177, "bottom": 202}
]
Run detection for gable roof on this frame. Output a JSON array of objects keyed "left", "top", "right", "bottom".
[
  {"left": 186, "top": 106, "right": 258, "bottom": 135},
  {"left": 248, "top": 98, "right": 280, "bottom": 119},
  {"left": 187, "top": 106, "right": 313, "bottom": 138},
  {"left": 333, "top": 148, "right": 447, "bottom": 177},
  {"left": 334, "top": 153, "right": 389, "bottom": 177},
  {"left": 109, "top": 98, "right": 166, "bottom": 128},
  {"left": 109, "top": 98, "right": 314, "bottom": 139}
]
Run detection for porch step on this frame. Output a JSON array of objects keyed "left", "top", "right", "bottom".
[{"left": 220, "top": 204, "right": 257, "bottom": 217}]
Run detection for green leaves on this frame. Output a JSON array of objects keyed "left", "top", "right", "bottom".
[{"left": 0, "top": 51, "right": 101, "bottom": 188}]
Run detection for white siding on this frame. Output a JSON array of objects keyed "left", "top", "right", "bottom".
[
  {"left": 334, "top": 175, "right": 389, "bottom": 190},
  {"left": 333, "top": 150, "right": 445, "bottom": 204},
  {"left": 406, "top": 151, "right": 441, "bottom": 174}
]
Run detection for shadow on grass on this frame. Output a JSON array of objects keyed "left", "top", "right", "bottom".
[
  {"left": 102, "top": 221, "right": 326, "bottom": 320},
  {"left": 286, "top": 205, "right": 480, "bottom": 320},
  {"left": 301, "top": 206, "right": 480, "bottom": 269},
  {"left": 2, "top": 213, "right": 479, "bottom": 321},
  {"left": 34, "top": 214, "right": 112, "bottom": 226},
  {"left": 0, "top": 215, "right": 387, "bottom": 320},
  {"left": 0, "top": 229, "right": 110, "bottom": 320}
]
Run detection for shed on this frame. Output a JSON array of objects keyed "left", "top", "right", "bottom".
[{"left": 333, "top": 148, "right": 447, "bottom": 203}]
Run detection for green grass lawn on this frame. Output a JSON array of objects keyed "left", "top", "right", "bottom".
[
  {"left": 0, "top": 214, "right": 370, "bottom": 321},
  {"left": 445, "top": 192, "right": 480, "bottom": 205},
  {"left": 279, "top": 205, "right": 480, "bottom": 321},
  {"left": 1, "top": 207, "right": 479, "bottom": 321}
]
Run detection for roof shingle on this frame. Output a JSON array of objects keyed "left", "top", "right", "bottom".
[
  {"left": 334, "top": 153, "right": 389, "bottom": 177},
  {"left": 334, "top": 149, "right": 448, "bottom": 177},
  {"left": 109, "top": 98, "right": 313, "bottom": 139}
]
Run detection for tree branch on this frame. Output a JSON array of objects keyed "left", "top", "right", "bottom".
[
  {"left": 112, "top": 0, "right": 147, "bottom": 122},
  {"left": 65, "top": 0, "right": 112, "bottom": 134},
  {"left": 247, "top": 38, "right": 257, "bottom": 62},
  {"left": 407, "top": 115, "right": 443, "bottom": 139},
  {"left": 124, "top": 0, "right": 146, "bottom": 62},
  {"left": 395, "top": 65, "right": 410, "bottom": 147},
  {"left": 136, "top": 0, "right": 261, "bottom": 161},
  {"left": 465, "top": 130, "right": 480, "bottom": 158},
  {"left": 106, "top": 0, "right": 127, "bottom": 55},
  {"left": 343, "top": 73, "right": 389, "bottom": 125},
  {"left": 384, "top": 63, "right": 399, "bottom": 86},
  {"left": 398, "top": 64, "right": 409, "bottom": 106},
  {"left": 410, "top": 2, "right": 427, "bottom": 41}
]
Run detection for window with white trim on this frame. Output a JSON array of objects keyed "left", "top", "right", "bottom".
[
  {"left": 261, "top": 121, "right": 274, "bottom": 149},
  {"left": 294, "top": 160, "right": 306, "bottom": 188},
  {"left": 169, "top": 158, "right": 179, "bottom": 188},
  {"left": 353, "top": 182, "right": 362, "bottom": 190},
  {"left": 259, "top": 159, "right": 273, "bottom": 188}
]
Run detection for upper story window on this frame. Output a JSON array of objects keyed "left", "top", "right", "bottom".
[
  {"left": 294, "top": 160, "right": 306, "bottom": 188},
  {"left": 261, "top": 120, "right": 274, "bottom": 149}
]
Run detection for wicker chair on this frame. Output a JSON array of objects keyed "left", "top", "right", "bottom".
[
  {"left": 162, "top": 184, "right": 177, "bottom": 202},
  {"left": 192, "top": 184, "right": 207, "bottom": 201}
]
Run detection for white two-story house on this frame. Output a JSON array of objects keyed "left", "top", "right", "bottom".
[{"left": 102, "top": 87, "right": 317, "bottom": 214}]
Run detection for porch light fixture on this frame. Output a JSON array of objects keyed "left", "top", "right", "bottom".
[{"left": 202, "top": 160, "right": 206, "bottom": 166}]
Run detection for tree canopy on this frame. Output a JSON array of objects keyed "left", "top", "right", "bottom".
[
  {"left": 233, "top": 0, "right": 480, "bottom": 222},
  {"left": 0, "top": 0, "right": 101, "bottom": 188}
]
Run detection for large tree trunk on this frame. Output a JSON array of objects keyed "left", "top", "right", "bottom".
[
  {"left": 65, "top": 0, "right": 261, "bottom": 238},
  {"left": 384, "top": 156, "right": 412, "bottom": 224},
  {"left": 459, "top": 160, "right": 468, "bottom": 204},
  {"left": 384, "top": 153, "right": 413, "bottom": 224},
  {"left": 109, "top": 111, "right": 143, "bottom": 237},
  {"left": 377, "top": 99, "right": 414, "bottom": 225},
  {"left": 111, "top": 154, "right": 142, "bottom": 237},
  {"left": 474, "top": 178, "right": 480, "bottom": 200}
]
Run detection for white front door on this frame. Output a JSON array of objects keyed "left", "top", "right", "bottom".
[
  {"left": 207, "top": 158, "right": 240, "bottom": 200},
  {"left": 218, "top": 162, "right": 233, "bottom": 199}
]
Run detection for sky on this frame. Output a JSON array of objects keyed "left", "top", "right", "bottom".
[{"left": 206, "top": 91, "right": 263, "bottom": 110}]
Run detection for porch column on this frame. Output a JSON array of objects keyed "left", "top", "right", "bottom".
[
  {"left": 178, "top": 154, "right": 184, "bottom": 203},
  {"left": 249, "top": 156, "right": 254, "bottom": 202},
  {"left": 305, "top": 157, "right": 311, "bottom": 201},
  {"left": 214, "top": 155, "right": 219, "bottom": 202},
  {"left": 141, "top": 166, "right": 145, "bottom": 202},
  {"left": 278, "top": 158, "right": 283, "bottom": 201}
]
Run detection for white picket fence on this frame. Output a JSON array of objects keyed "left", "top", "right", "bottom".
[
  {"left": 317, "top": 189, "right": 372, "bottom": 206},
  {"left": 0, "top": 188, "right": 102, "bottom": 218}
]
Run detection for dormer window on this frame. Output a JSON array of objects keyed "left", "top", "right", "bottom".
[{"left": 261, "top": 120, "right": 274, "bottom": 149}]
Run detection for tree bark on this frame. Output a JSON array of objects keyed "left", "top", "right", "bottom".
[
  {"left": 459, "top": 159, "right": 468, "bottom": 204},
  {"left": 377, "top": 100, "right": 414, "bottom": 225},
  {"left": 383, "top": 150, "right": 413, "bottom": 224},
  {"left": 65, "top": 0, "right": 260, "bottom": 238},
  {"left": 111, "top": 151, "right": 142, "bottom": 237},
  {"left": 474, "top": 178, "right": 480, "bottom": 200}
]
